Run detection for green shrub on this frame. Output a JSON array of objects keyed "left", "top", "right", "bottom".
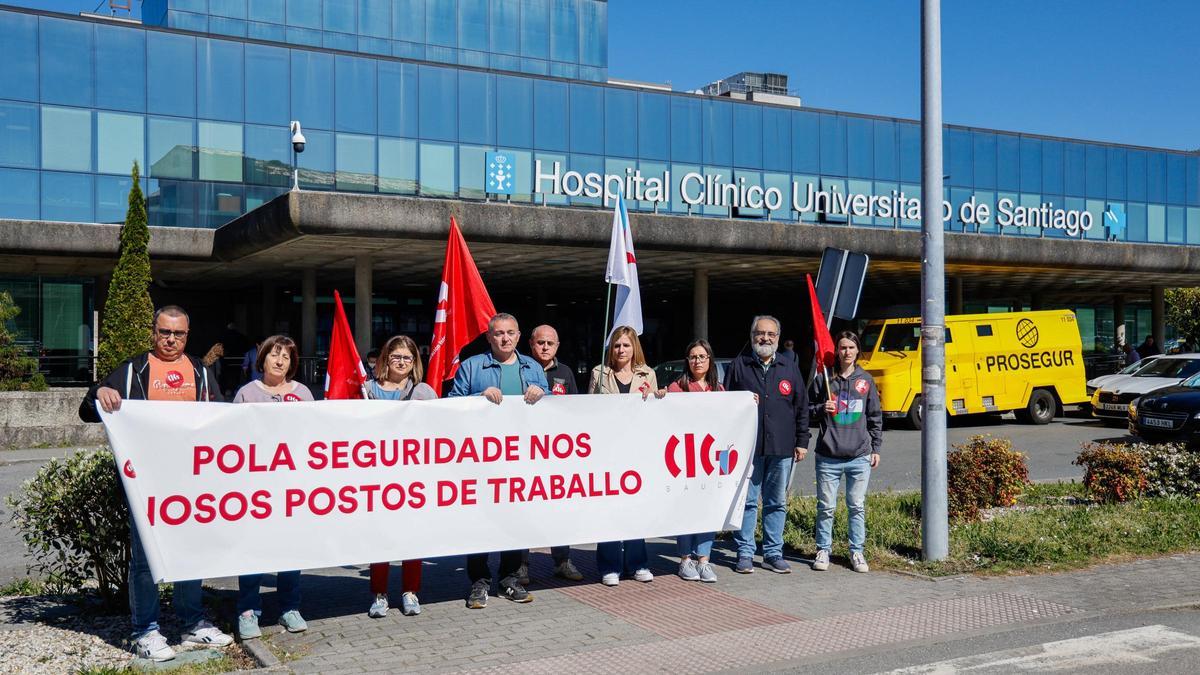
[
  {"left": 1074, "top": 442, "right": 1147, "bottom": 503},
  {"left": 947, "top": 435, "right": 1030, "bottom": 522},
  {"left": 0, "top": 290, "right": 47, "bottom": 392},
  {"left": 1132, "top": 442, "right": 1200, "bottom": 499},
  {"left": 5, "top": 448, "right": 130, "bottom": 608},
  {"left": 97, "top": 161, "right": 153, "bottom": 377}
]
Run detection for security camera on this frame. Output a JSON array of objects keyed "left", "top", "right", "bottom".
[{"left": 290, "top": 120, "right": 306, "bottom": 154}]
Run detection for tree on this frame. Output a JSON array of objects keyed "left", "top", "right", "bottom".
[
  {"left": 97, "top": 162, "right": 153, "bottom": 377},
  {"left": 0, "top": 291, "right": 47, "bottom": 391},
  {"left": 1164, "top": 288, "right": 1200, "bottom": 350}
]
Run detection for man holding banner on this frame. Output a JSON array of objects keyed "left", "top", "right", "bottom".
[
  {"left": 448, "top": 312, "right": 548, "bottom": 608},
  {"left": 79, "top": 306, "right": 233, "bottom": 662}
]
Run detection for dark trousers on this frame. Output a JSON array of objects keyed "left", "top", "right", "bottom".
[{"left": 466, "top": 550, "right": 524, "bottom": 583}]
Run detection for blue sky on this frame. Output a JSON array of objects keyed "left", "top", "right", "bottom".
[{"left": 18, "top": 0, "right": 1200, "bottom": 150}]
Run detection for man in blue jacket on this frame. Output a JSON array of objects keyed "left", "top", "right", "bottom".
[
  {"left": 723, "top": 315, "right": 810, "bottom": 574},
  {"left": 449, "top": 312, "right": 547, "bottom": 608}
]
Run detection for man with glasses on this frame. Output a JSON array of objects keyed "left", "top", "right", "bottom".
[
  {"left": 79, "top": 305, "right": 233, "bottom": 662},
  {"left": 723, "top": 315, "right": 810, "bottom": 575},
  {"left": 448, "top": 313, "right": 548, "bottom": 608},
  {"left": 521, "top": 324, "right": 585, "bottom": 583}
]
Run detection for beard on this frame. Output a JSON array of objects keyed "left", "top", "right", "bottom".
[{"left": 753, "top": 342, "right": 777, "bottom": 360}]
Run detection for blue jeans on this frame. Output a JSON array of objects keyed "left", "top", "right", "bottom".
[
  {"left": 733, "top": 454, "right": 794, "bottom": 560},
  {"left": 129, "top": 521, "right": 203, "bottom": 636},
  {"left": 814, "top": 454, "right": 872, "bottom": 553},
  {"left": 676, "top": 533, "right": 714, "bottom": 559},
  {"left": 237, "top": 572, "right": 301, "bottom": 615},
  {"left": 595, "top": 540, "right": 648, "bottom": 576}
]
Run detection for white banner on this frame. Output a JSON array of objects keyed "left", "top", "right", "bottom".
[{"left": 100, "top": 393, "right": 758, "bottom": 582}]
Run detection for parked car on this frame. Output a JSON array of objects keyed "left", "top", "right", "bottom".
[
  {"left": 1085, "top": 356, "right": 1160, "bottom": 398},
  {"left": 1128, "top": 373, "right": 1200, "bottom": 445},
  {"left": 653, "top": 358, "right": 732, "bottom": 387},
  {"left": 1091, "top": 354, "right": 1200, "bottom": 426}
]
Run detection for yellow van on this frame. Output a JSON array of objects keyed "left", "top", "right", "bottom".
[{"left": 857, "top": 310, "right": 1087, "bottom": 429}]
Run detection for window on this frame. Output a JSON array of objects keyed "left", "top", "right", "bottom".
[
  {"left": 818, "top": 114, "right": 846, "bottom": 176},
  {"left": 245, "top": 44, "right": 290, "bottom": 125},
  {"left": 0, "top": 11, "right": 37, "bottom": 102},
  {"left": 148, "top": 116, "right": 195, "bottom": 179},
  {"left": 1040, "top": 140, "right": 1063, "bottom": 196},
  {"left": 1127, "top": 150, "right": 1147, "bottom": 202},
  {"left": 377, "top": 64, "right": 417, "bottom": 139},
  {"left": 497, "top": 75, "right": 533, "bottom": 147},
  {"left": 97, "top": 112, "right": 145, "bottom": 175},
  {"left": 418, "top": 65, "right": 457, "bottom": 141},
  {"left": 250, "top": 0, "right": 285, "bottom": 23},
  {"left": 291, "top": 50, "right": 334, "bottom": 130},
  {"left": 871, "top": 120, "right": 896, "bottom": 181},
  {"left": 1063, "top": 143, "right": 1085, "bottom": 196},
  {"left": 0, "top": 102, "right": 38, "bottom": 169},
  {"left": 1148, "top": 204, "right": 1165, "bottom": 242},
  {"left": 323, "top": 0, "right": 356, "bottom": 34},
  {"left": 40, "top": 17, "right": 93, "bottom": 107},
  {"left": 947, "top": 129, "right": 972, "bottom": 187},
  {"left": 249, "top": 22, "right": 283, "bottom": 41},
  {"left": 425, "top": 0, "right": 456, "bottom": 46},
  {"left": 96, "top": 174, "right": 134, "bottom": 223},
  {"left": 976, "top": 324, "right": 992, "bottom": 337},
  {"left": 148, "top": 32, "right": 196, "bottom": 118},
  {"left": 336, "top": 56, "right": 378, "bottom": 134},
  {"left": 1188, "top": 156, "right": 1199, "bottom": 207},
  {"left": 357, "top": 0, "right": 390, "bottom": 38},
  {"left": 41, "top": 107, "right": 92, "bottom": 172},
  {"left": 733, "top": 104, "right": 763, "bottom": 169},
  {"left": 703, "top": 99, "right": 732, "bottom": 166},
  {"left": 1147, "top": 152, "right": 1166, "bottom": 203},
  {"left": 550, "top": 0, "right": 579, "bottom": 63},
  {"left": 996, "top": 135, "right": 1019, "bottom": 192},
  {"left": 898, "top": 123, "right": 920, "bottom": 183},
  {"left": 671, "top": 97, "right": 701, "bottom": 164},
  {"left": 244, "top": 124, "right": 291, "bottom": 187},
  {"left": 0, "top": 168, "right": 38, "bottom": 219},
  {"left": 521, "top": 0, "right": 549, "bottom": 59},
  {"left": 1167, "top": 154, "right": 1186, "bottom": 204},
  {"left": 458, "top": 0, "right": 487, "bottom": 49},
  {"left": 535, "top": 80, "right": 569, "bottom": 152},
  {"left": 379, "top": 137, "right": 417, "bottom": 193},
  {"left": 96, "top": 25, "right": 146, "bottom": 112},
  {"left": 419, "top": 141, "right": 456, "bottom": 196},
  {"left": 1019, "top": 138, "right": 1041, "bottom": 193},
  {"left": 605, "top": 88, "right": 637, "bottom": 157},
  {"left": 210, "top": 0, "right": 247, "bottom": 19},
  {"left": 296, "top": 128, "right": 333, "bottom": 189},
  {"left": 287, "top": 0, "right": 322, "bottom": 29},
  {"left": 972, "top": 132, "right": 996, "bottom": 189},
  {"left": 638, "top": 93, "right": 669, "bottom": 160},
  {"left": 42, "top": 172, "right": 93, "bottom": 222},
  {"left": 489, "top": 0, "right": 519, "bottom": 54},
  {"left": 570, "top": 84, "right": 603, "bottom": 154},
  {"left": 1106, "top": 147, "right": 1126, "bottom": 200},
  {"left": 198, "top": 121, "right": 243, "bottom": 182},
  {"left": 579, "top": 0, "right": 606, "bottom": 67},
  {"left": 337, "top": 133, "right": 376, "bottom": 192},
  {"left": 198, "top": 39, "right": 244, "bottom": 122},
  {"left": 1126, "top": 202, "right": 1147, "bottom": 242},
  {"left": 879, "top": 325, "right": 921, "bottom": 351},
  {"left": 458, "top": 71, "right": 495, "bottom": 145},
  {"left": 845, "top": 117, "right": 871, "bottom": 178},
  {"left": 1085, "top": 144, "right": 1106, "bottom": 199}
]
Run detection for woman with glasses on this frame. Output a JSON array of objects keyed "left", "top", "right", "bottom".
[
  {"left": 364, "top": 335, "right": 437, "bottom": 619},
  {"left": 231, "top": 335, "right": 312, "bottom": 641},
  {"left": 665, "top": 339, "right": 724, "bottom": 583},
  {"left": 588, "top": 325, "right": 665, "bottom": 586}
]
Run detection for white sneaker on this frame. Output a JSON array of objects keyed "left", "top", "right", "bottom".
[
  {"left": 633, "top": 568, "right": 654, "bottom": 583},
  {"left": 181, "top": 621, "right": 234, "bottom": 648},
  {"left": 133, "top": 630, "right": 175, "bottom": 661},
  {"left": 812, "top": 550, "right": 831, "bottom": 571},
  {"left": 368, "top": 594, "right": 389, "bottom": 618},
  {"left": 400, "top": 591, "right": 421, "bottom": 616},
  {"left": 851, "top": 551, "right": 870, "bottom": 573},
  {"left": 678, "top": 558, "right": 700, "bottom": 581},
  {"left": 601, "top": 573, "right": 620, "bottom": 586}
]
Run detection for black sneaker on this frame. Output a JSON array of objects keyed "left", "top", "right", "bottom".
[
  {"left": 515, "top": 563, "right": 530, "bottom": 586},
  {"left": 466, "top": 579, "right": 489, "bottom": 609},
  {"left": 499, "top": 575, "right": 533, "bottom": 603}
]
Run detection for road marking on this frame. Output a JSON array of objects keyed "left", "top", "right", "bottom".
[{"left": 883, "top": 625, "right": 1200, "bottom": 673}]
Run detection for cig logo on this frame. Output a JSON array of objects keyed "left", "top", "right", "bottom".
[{"left": 664, "top": 433, "right": 739, "bottom": 478}]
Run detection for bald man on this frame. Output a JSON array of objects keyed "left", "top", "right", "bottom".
[{"left": 521, "top": 324, "right": 585, "bottom": 582}]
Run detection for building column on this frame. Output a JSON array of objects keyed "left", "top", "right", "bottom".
[
  {"left": 949, "top": 276, "right": 963, "bottom": 315},
  {"left": 1152, "top": 285, "right": 1165, "bottom": 350},
  {"left": 692, "top": 269, "right": 709, "bottom": 341},
  {"left": 355, "top": 255, "right": 373, "bottom": 356},
  {"left": 261, "top": 282, "right": 276, "bottom": 338},
  {"left": 301, "top": 269, "right": 317, "bottom": 357},
  {"left": 1114, "top": 295, "right": 1126, "bottom": 347}
]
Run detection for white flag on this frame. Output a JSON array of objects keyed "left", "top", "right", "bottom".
[{"left": 605, "top": 193, "right": 643, "bottom": 342}]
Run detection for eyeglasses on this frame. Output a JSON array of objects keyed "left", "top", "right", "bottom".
[
  {"left": 752, "top": 331, "right": 778, "bottom": 339},
  {"left": 388, "top": 355, "right": 415, "bottom": 363},
  {"left": 155, "top": 328, "right": 188, "bottom": 340},
  {"left": 687, "top": 355, "right": 710, "bottom": 362}
]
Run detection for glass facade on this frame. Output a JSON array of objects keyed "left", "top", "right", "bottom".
[{"left": 0, "top": 5, "right": 1198, "bottom": 245}]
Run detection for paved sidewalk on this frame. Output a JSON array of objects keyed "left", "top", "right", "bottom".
[{"left": 215, "top": 541, "right": 1200, "bottom": 674}]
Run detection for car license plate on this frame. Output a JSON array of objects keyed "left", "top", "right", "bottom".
[
  {"left": 1142, "top": 417, "right": 1174, "bottom": 429},
  {"left": 1099, "top": 403, "right": 1128, "bottom": 412}
]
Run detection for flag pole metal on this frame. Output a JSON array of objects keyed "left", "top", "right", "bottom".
[{"left": 594, "top": 282, "right": 614, "bottom": 393}]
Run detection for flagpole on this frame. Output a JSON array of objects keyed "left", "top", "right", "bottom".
[{"left": 594, "top": 282, "right": 614, "bottom": 394}]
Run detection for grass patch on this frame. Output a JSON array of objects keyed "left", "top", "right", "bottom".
[
  {"left": 0, "top": 577, "right": 45, "bottom": 597},
  {"left": 783, "top": 482, "right": 1200, "bottom": 576}
]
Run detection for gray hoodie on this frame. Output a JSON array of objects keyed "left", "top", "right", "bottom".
[{"left": 812, "top": 364, "right": 883, "bottom": 459}]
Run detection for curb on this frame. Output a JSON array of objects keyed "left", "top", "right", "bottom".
[{"left": 240, "top": 637, "right": 282, "bottom": 669}]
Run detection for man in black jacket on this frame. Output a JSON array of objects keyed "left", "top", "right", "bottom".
[
  {"left": 723, "top": 315, "right": 810, "bottom": 575},
  {"left": 80, "top": 306, "right": 232, "bottom": 662}
]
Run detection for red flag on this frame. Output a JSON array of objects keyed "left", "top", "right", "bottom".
[
  {"left": 807, "top": 273, "right": 836, "bottom": 371},
  {"left": 324, "top": 290, "right": 369, "bottom": 400},
  {"left": 425, "top": 217, "right": 497, "bottom": 396}
]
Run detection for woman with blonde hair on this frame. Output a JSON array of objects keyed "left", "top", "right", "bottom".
[
  {"left": 364, "top": 335, "right": 437, "bottom": 618},
  {"left": 588, "top": 325, "right": 664, "bottom": 586}
]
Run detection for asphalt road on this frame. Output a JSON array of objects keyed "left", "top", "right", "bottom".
[{"left": 0, "top": 410, "right": 1138, "bottom": 583}]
